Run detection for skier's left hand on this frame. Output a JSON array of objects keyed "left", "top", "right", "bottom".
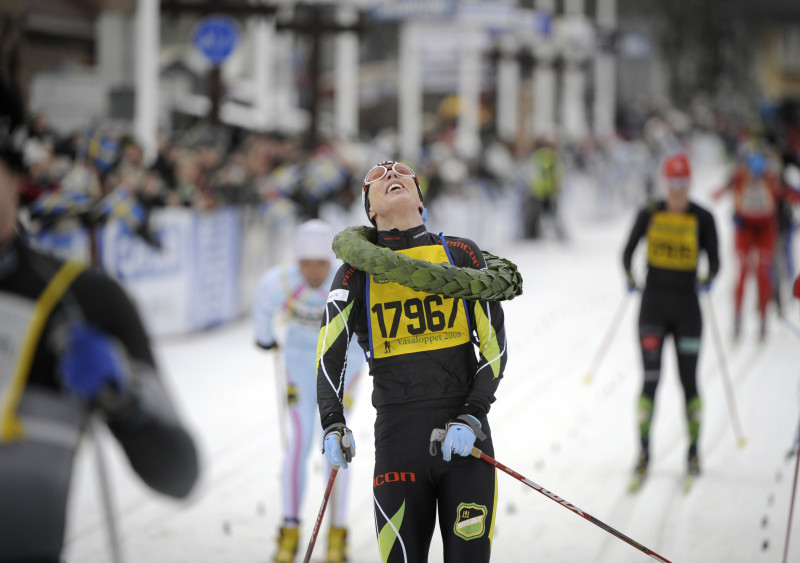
[
  {"left": 441, "top": 414, "right": 485, "bottom": 462},
  {"left": 624, "top": 270, "right": 639, "bottom": 293},
  {"left": 697, "top": 276, "right": 714, "bottom": 293}
]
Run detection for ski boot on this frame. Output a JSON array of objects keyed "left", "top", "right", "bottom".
[
  {"left": 326, "top": 526, "right": 348, "bottom": 563},
  {"left": 687, "top": 444, "right": 700, "bottom": 477},
  {"left": 635, "top": 448, "right": 649, "bottom": 475},
  {"left": 683, "top": 444, "right": 701, "bottom": 492},
  {"left": 629, "top": 448, "right": 649, "bottom": 492},
  {"left": 274, "top": 525, "right": 299, "bottom": 563}
]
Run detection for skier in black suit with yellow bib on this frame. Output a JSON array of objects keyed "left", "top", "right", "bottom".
[
  {"left": 316, "top": 161, "right": 507, "bottom": 562},
  {"left": 622, "top": 153, "right": 720, "bottom": 485}
]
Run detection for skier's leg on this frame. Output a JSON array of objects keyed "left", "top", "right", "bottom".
[
  {"left": 274, "top": 353, "right": 316, "bottom": 563},
  {"left": 755, "top": 226, "right": 777, "bottom": 337},
  {"left": 373, "top": 409, "right": 437, "bottom": 563},
  {"left": 786, "top": 223, "right": 795, "bottom": 280},
  {"left": 437, "top": 416, "right": 495, "bottom": 563},
  {"left": 674, "top": 294, "right": 703, "bottom": 473},
  {"left": 637, "top": 294, "right": 666, "bottom": 463},
  {"left": 734, "top": 229, "right": 751, "bottom": 333},
  {"left": 280, "top": 353, "right": 317, "bottom": 525}
]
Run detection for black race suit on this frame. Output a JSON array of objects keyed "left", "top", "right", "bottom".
[
  {"left": 0, "top": 235, "right": 199, "bottom": 562},
  {"left": 622, "top": 201, "right": 720, "bottom": 450},
  {"left": 316, "top": 225, "right": 507, "bottom": 563}
]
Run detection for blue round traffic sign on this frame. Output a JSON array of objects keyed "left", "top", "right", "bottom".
[{"left": 193, "top": 16, "right": 239, "bottom": 66}]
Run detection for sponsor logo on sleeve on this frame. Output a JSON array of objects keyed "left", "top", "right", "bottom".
[{"left": 327, "top": 289, "right": 349, "bottom": 302}]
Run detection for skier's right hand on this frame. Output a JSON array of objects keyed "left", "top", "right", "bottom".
[
  {"left": 323, "top": 423, "right": 356, "bottom": 469},
  {"left": 58, "top": 322, "right": 129, "bottom": 402}
]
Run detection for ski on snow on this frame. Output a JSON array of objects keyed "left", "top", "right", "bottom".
[
  {"left": 628, "top": 471, "right": 647, "bottom": 493},
  {"left": 627, "top": 472, "right": 697, "bottom": 493}
]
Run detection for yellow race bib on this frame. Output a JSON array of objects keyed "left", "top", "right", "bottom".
[
  {"left": 646, "top": 212, "right": 698, "bottom": 271},
  {"left": 368, "top": 245, "right": 470, "bottom": 359}
]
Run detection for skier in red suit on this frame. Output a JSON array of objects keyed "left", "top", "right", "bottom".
[
  {"left": 794, "top": 273, "right": 800, "bottom": 300},
  {"left": 714, "top": 150, "right": 780, "bottom": 340}
]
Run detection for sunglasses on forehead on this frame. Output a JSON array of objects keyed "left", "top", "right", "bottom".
[{"left": 363, "top": 162, "right": 416, "bottom": 189}]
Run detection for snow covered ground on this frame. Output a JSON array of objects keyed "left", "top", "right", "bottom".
[{"left": 63, "top": 145, "right": 800, "bottom": 563}]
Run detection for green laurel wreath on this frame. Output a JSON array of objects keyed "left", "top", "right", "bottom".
[{"left": 332, "top": 226, "right": 523, "bottom": 302}]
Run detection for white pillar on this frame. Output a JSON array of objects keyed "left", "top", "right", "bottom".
[
  {"left": 532, "top": 60, "right": 555, "bottom": 139},
  {"left": 398, "top": 22, "right": 421, "bottom": 163},
  {"left": 275, "top": 5, "right": 298, "bottom": 133},
  {"left": 456, "top": 25, "right": 481, "bottom": 160},
  {"left": 536, "top": 0, "right": 556, "bottom": 18},
  {"left": 593, "top": 0, "right": 616, "bottom": 139},
  {"left": 335, "top": 3, "right": 359, "bottom": 140},
  {"left": 496, "top": 34, "right": 520, "bottom": 142},
  {"left": 135, "top": 0, "right": 158, "bottom": 164},
  {"left": 532, "top": 0, "right": 557, "bottom": 139},
  {"left": 562, "top": 61, "right": 587, "bottom": 141},
  {"left": 97, "top": 12, "right": 129, "bottom": 88},
  {"left": 251, "top": 17, "right": 276, "bottom": 131},
  {"left": 561, "top": 0, "right": 590, "bottom": 142}
]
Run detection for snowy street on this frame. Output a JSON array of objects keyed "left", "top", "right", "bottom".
[{"left": 63, "top": 153, "right": 800, "bottom": 563}]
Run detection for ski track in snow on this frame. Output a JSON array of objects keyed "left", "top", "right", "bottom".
[{"left": 62, "top": 157, "right": 800, "bottom": 563}]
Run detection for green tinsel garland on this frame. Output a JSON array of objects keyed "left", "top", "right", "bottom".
[{"left": 332, "top": 226, "right": 523, "bottom": 302}]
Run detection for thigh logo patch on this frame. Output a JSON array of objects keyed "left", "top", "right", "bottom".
[{"left": 453, "top": 503, "right": 487, "bottom": 540}]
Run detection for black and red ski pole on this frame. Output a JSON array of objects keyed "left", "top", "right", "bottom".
[
  {"left": 302, "top": 466, "right": 338, "bottom": 563},
  {"left": 786, "top": 275, "right": 800, "bottom": 562},
  {"left": 782, "top": 415, "right": 800, "bottom": 563},
  {"left": 472, "top": 446, "right": 672, "bottom": 562}
]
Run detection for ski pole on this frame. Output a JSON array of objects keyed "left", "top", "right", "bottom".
[
  {"left": 788, "top": 390, "right": 800, "bottom": 461},
  {"left": 782, "top": 415, "right": 800, "bottom": 563},
  {"left": 90, "top": 418, "right": 123, "bottom": 563},
  {"left": 471, "top": 446, "right": 672, "bottom": 563},
  {"left": 273, "top": 350, "right": 288, "bottom": 452},
  {"left": 584, "top": 294, "right": 631, "bottom": 385},
  {"left": 302, "top": 466, "right": 339, "bottom": 563},
  {"left": 779, "top": 315, "right": 800, "bottom": 340},
  {"left": 703, "top": 295, "right": 747, "bottom": 447}
]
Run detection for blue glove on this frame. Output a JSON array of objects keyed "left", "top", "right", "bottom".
[
  {"left": 625, "top": 270, "right": 639, "bottom": 293},
  {"left": 59, "top": 323, "right": 128, "bottom": 401},
  {"left": 442, "top": 414, "right": 484, "bottom": 462},
  {"left": 697, "top": 276, "right": 713, "bottom": 293},
  {"left": 323, "top": 424, "right": 356, "bottom": 469}
]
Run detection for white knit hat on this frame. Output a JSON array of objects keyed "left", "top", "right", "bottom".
[{"left": 294, "top": 219, "right": 336, "bottom": 261}]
